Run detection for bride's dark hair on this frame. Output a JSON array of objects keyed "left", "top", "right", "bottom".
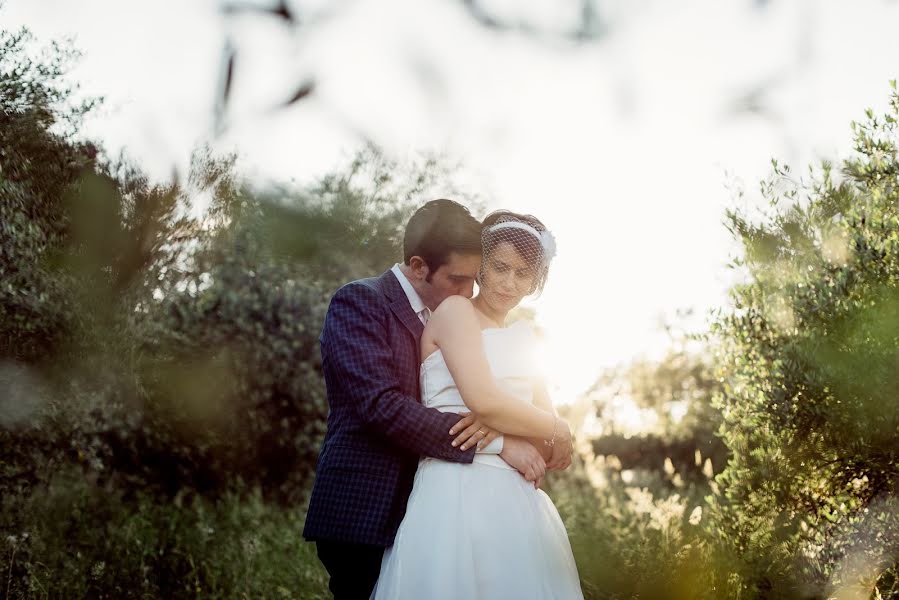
[{"left": 480, "top": 210, "right": 551, "bottom": 295}]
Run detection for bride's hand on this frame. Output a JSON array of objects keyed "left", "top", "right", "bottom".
[
  {"left": 449, "top": 412, "right": 501, "bottom": 451},
  {"left": 545, "top": 419, "right": 573, "bottom": 471},
  {"left": 499, "top": 437, "right": 546, "bottom": 488}
]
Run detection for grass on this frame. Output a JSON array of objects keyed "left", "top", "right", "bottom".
[{"left": 1, "top": 470, "right": 329, "bottom": 599}]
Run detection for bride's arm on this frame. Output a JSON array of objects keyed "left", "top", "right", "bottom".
[
  {"left": 528, "top": 378, "right": 571, "bottom": 469},
  {"left": 528, "top": 380, "right": 556, "bottom": 462},
  {"left": 430, "top": 296, "right": 567, "bottom": 442}
]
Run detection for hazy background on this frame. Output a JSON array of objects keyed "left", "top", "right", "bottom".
[{"left": 6, "top": 0, "right": 899, "bottom": 399}]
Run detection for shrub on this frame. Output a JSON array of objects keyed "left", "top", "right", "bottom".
[
  {"left": 1, "top": 468, "right": 329, "bottom": 599},
  {"left": 708, "top": 85, "right": 899, "bottom": 598}
]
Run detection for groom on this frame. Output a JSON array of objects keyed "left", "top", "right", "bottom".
[{"left": 303, "top": 199, "right": 548, "bottom": 599}]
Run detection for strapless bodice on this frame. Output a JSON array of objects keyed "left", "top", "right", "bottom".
[{"left": 420, "top": 321, "right": 539, "bottom": 469}]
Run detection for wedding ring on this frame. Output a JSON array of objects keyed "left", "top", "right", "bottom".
[{"left": 478, "top": 429, "right": 487, "bottom": 435}]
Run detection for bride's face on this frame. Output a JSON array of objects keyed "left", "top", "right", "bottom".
[{"left": 479, "top": 241, "right": 537, "bottom": 312}]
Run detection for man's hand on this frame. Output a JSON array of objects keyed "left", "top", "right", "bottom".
[
  {"left": 500, "top": 437, "right": 546, "bottom": 488},
  {"left": 448, "top": 412, "right": 501, "bottom": 451},
  {"left": 545, "top": 418, "right": 573, "bottom": 471}
]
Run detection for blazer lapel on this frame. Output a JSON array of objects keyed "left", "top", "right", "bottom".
[
  {"left": 379, "top": 270, "right": 425, "bottom": 342},
  {"left": 390, "top": 299, "right": 424, "bottom": 341}
]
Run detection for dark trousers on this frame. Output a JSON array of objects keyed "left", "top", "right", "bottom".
[{"left": 315, "top": 540, "right": 385, "bottom": 600}]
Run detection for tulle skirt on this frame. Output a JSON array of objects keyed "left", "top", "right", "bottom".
[{"left": 371, "top": 457, "right": 584, "bottom": 600}]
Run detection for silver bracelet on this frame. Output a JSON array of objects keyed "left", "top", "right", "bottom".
[{"left": 543, "top": 414, "right": 557, "bottom": 448}]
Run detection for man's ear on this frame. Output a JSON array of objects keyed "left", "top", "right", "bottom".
[{"left": 407, "top": 256, "right": 430, "bottom": 281}]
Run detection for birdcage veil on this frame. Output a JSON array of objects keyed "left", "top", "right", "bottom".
[{"left": 479, "top": 212, "right": 556, "bottom": 297}]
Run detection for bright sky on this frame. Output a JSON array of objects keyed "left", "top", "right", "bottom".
[{"left": 6, "top": 0, "right": 899, "bottom": 401}]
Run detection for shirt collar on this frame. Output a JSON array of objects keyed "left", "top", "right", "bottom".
[{"left": 390, "top": 263, "right": 428, "bottom": 316}]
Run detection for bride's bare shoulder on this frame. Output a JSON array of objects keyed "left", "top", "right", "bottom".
[{"left": 431, "top": 295, "right": 476, "bottom": 322}]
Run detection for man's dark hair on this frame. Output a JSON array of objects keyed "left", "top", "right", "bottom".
[{"left": 403, "top": 199, "right": 482, "bottom": 279}]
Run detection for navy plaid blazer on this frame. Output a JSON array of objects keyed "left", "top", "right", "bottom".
[{"left": 302, "top": 269, "right": 476, "bottom": 547}]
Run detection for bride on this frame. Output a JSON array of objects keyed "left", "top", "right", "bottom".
[{"left": 372, "top": 211, "right": 584, "bottom": 599}]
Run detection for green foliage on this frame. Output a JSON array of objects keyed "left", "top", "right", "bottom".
[
  {"left": 709, "top": 86, "right": 899, "bottom": 597},
  {"left": 1, "top": 468, "right": 329, "bottom": 599},
  {"left": 545, "top": 442, "right": 729, "bottom": 600},
  {"left": 0, "top": 26, "right": 100, "bottom": 363},
  {"left": 567, "top": 337, "right": 730, "bottom": 599}
]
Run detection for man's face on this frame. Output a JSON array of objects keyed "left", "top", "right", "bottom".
[{"left": 411, "top": 252, "right": 481, "bottom": 310}]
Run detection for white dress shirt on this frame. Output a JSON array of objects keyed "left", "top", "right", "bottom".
[
  {"left": 390, "top": 263, "right": 431, "bottom": 325},
  {"left": 390, "top": 263, "right": 503, "bottom": 455}
]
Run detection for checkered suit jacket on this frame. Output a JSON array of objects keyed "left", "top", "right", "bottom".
[{"left": 302, "top": 269, "right": 476, "bottom": 547}]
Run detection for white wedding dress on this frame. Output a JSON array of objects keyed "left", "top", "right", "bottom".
[{"left": 372, "top": 321, "right": 584, "bottom": 600}]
